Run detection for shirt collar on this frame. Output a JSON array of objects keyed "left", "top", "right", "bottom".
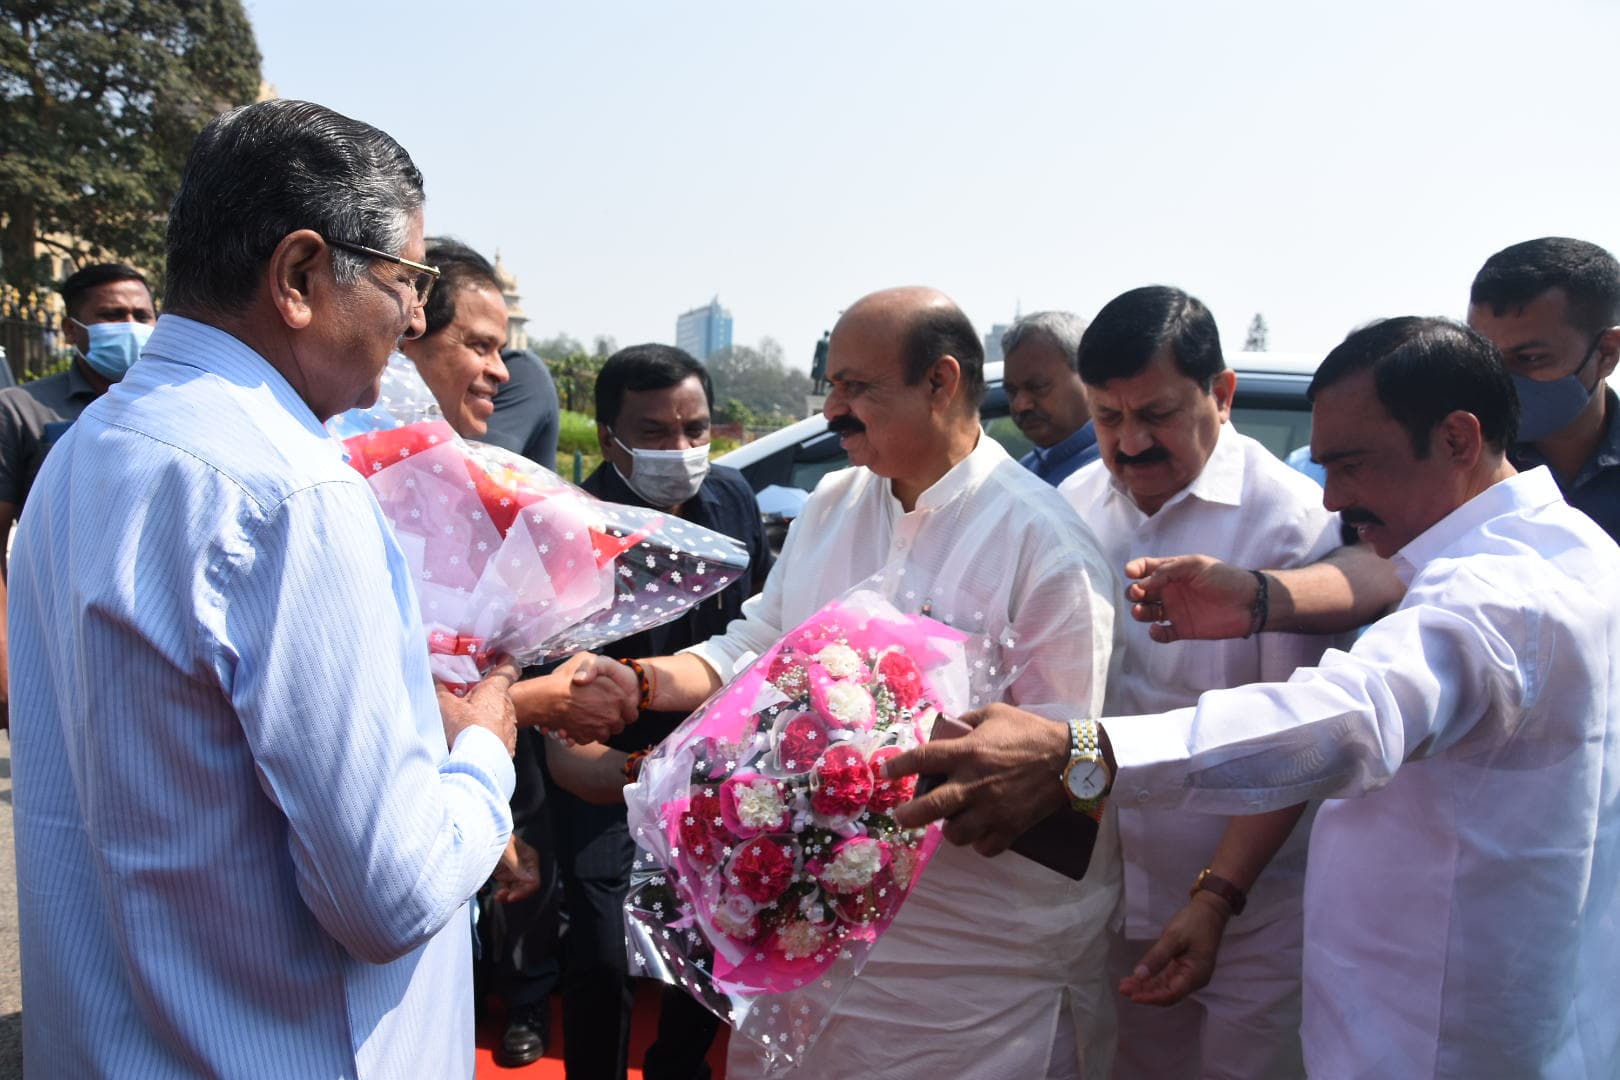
[
  {"left": 1391, "top": 466, "right": 1565, "bottom": 584},
  {"left": 901, "top": 430, "right": 1008, "bottom": 514},
  {"left": 1103, "top": 420, "right": 1244, "bottom": 513},
  {"left": 66, "top": 359, "right": 101, "bottom": 400},
  {"left": 140, "top": 314, "right": 337, "bottom": 446},
  {"left": 1030, "top": 422, "right": 1097, "bottom": 468}
]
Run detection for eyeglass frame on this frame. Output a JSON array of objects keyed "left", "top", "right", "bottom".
[{"left": 324, "top": 236, "right": 441, "bottom": 307}]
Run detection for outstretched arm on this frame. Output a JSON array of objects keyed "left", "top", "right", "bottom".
[{"left": 1125, "top": 543, "right": 1403, "bottom": 642}]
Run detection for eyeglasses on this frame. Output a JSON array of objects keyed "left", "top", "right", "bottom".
[{"left": 325, "top": 237, "right": 441, "bottom": 307}]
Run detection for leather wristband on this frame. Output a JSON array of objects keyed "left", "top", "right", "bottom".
[{"left": 1190, "top": 867, "right": 1247, "bottom": 916}]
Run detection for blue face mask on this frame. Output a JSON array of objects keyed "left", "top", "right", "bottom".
[
  {"left": 1511, "top": 334, "right": 1605, "bottom": 442},
  {"left": 73, "top": 319, "right": 154, "bottom": 380}
]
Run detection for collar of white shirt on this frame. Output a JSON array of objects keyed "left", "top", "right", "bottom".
[
  {"left": 1102, "top": 420, "right": 1245, "bottom": 515},
  {"left": 1392, "top": 466, "right": 1564, "bottom": 585},
  {"left": 140, "top": 313, "right": 340, "bottom": 450},
  {"left": 899, "top": 429, "right": 999, "bottom": 514}
]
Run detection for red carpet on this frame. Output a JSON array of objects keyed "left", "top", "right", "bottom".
[{"left": 475, "top": 980, "right": 729, "bottom": 1079}]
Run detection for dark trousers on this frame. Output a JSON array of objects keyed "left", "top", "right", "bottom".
[
  {"left": 478, "top": 728, "right": 562, "bottom": 1011},
  {"left": 546, "top": 778, "right": 720, "bottom": 1080}
]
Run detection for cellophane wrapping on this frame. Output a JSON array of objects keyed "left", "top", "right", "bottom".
[
  {"left": 623, "top": 589, "right": 975, "bottom": 1068},
  {"left": 329, "top": 354, "right": 750, "bottom": 688}
]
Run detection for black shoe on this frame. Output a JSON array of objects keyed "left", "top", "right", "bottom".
[{"left": 496, "top": 1004, "right": 550, "bottom": 1068}]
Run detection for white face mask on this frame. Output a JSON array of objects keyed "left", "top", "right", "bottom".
[{"left": 612, "top": 434, "right": 711, "bottom": 507}]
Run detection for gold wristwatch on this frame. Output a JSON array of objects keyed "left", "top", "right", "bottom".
[{"left": 1060, "top": 718, "right": 1109, "bottom": 813}]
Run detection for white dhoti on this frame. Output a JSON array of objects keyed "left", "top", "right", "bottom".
[{"left": 729, "top": 818, "right": 1122, "bottom": 1080}]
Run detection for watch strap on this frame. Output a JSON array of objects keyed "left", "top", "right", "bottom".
[{"left": 1190, "top": 868, "right": 1247, "bottom": 916}]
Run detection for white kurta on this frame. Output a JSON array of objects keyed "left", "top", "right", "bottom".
[
  {"left": 687, "top": 434, "right": 1124, "bottom": 1079},
  {"left": 1061, "top": 426, "right": 1341, "bottom": 936},
  {"left": 1062, "top": 425, "right": 1340, "bottom": 1080},
  {"left": 1108, "top": 468, "right": 1620, "bottom": 1079}
]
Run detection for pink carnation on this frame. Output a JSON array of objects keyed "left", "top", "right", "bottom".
[
  {"left": 766, "top": 648, "right": 811, "bottom": 698},
  {"left": 728, "top": 836, "right": 796, "bottom": 904},
  {"left": 678, "top": 788, "right": 727, "bottom": 870},
  {"left": 876, "top": 650, "right": 927, "bottom": 710},
  {"left": 777, "top": 714, "right": 827, "bottom": 774},
  {"left": 866, "top": 746, "right": 915, "bottom": 812},
  {"left": 811, "top": 744, "right": 874, "bottom": 820}
]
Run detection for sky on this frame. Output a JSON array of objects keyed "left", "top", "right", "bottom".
[{"left": 247, "top": 0, "right": 1619, "bottom": 369}]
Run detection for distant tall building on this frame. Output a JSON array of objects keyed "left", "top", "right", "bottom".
[
  {"left": 983, "top": 322, "right": 1013, "bottom": 366},
  {"left": 676, "top": 296, "right": 733, "bottom": 361}
]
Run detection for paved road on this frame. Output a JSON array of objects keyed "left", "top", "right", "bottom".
[{"left": 1, "top": 732, "right": 21, "bottom": 1077}]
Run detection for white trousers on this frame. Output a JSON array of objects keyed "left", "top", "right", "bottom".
[
  {"left": 1108, "top": 912, "right": 1304, "bottom": 1080},
  {"left": 729, "top": 835, "right": 1122, "bottom": 1080}
]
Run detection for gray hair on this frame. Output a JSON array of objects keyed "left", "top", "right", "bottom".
[
  {"left": 1001, "top": 310, "right": 1088, "bottom": 371},
  {"left": 164, "top": 99, "right": 425, "bottom": 315}
]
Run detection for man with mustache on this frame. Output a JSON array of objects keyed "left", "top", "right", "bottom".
[
  {"left": 890, "top": 316, "right": 1620, "bottom": 1078},
  {"left": 1003, "top": 310, "right": 1099, "bottom": 485},
  {"left": 1057, "top": 286, "right": 1342, "bottom": 1080},
  {"left": 613, "top": 286, "right": 1124, "bottom": 1078},
  {"left": 1122, "top": 236, "right": 1620, "bottom": 644}
]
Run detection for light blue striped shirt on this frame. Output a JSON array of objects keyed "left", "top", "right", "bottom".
[{"left": 10, "top": 315, "right": 514, "bottom": 1078}]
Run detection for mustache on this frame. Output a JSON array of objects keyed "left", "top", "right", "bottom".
[
  {"left": 828, "top": 415, "right": 867, "bottom": 436},
  {"left": 1013, "top": 410, "right": 1048, "bottom": 428},
  {"left": 1112, "top": 446, "right": 1171, "bottom": 467},
  {"left": 1340, "top": 507, "right": 1386, "bottom": 528}
]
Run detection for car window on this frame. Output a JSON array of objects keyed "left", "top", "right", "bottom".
[{"left": 1230, "top": 404, "right": 1312, "bottom": 460}]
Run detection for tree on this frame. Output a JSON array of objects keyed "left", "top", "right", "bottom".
[
  {"left": 1244, "top": 313, "right": 1270, "bottom": 352},
  {"left": 707, "top": 337, "right": 812, "bottom": 423},
  {"left": 0, "top": 1, "right": 263, "bottom": 290},
  {"left": 530, "top": 333, "right": 585, "bottom": 362}
]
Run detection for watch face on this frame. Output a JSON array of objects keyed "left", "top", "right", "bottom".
[{"left": 1065, "top": 759, "right": 1107, "bottom": 800}]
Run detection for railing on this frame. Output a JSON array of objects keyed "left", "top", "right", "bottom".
[{"left": 0, "top": 284, "right": 73, "bottom": 383}]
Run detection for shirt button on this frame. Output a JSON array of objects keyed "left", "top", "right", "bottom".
[{"left": 1136, "top": 789, "right": 1151, "bottom": 803}]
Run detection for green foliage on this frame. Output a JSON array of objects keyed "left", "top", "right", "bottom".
[
  {"left": 706, "top": 337, "right": 812, "bottom": 425},
  {"left": 557, "top": 409, "right": 599, "bottom": 454},
  {"left": 549, "top": 352, "right": 606, "bottom": 415},
  {"left": 0, "top": 1, "right": 263, "bottom": 290}
]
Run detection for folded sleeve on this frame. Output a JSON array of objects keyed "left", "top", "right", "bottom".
[{"left": 216, "top": 480, "right": 514, "bottom": 964}]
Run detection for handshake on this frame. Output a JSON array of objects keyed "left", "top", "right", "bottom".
[{"left": 435, "top": 651, "right": 672, "bottom": 757}]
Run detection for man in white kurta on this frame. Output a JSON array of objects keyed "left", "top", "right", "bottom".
[
  {"left": 1058, "top": 287, "right": 1341, "bottom": 1078},
  {"left": 892, "top": 316, "right": 1620, "bottom": 1079},
  {"left": 633, "top": 287, "right": 1122, "bottom": 1078},
  {"left": 1065, "top": 425, "right": 1338, "bottom": 1077}
]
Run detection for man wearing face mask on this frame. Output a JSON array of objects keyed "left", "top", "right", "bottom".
[
  {"left": 1469, "top": 237, "right": 1620, "bottom": 542},
  {"left": 0, "top": 261, "right": 156, "bottom": 730},
  {"left": 541, "top": 343, "right": 771, "bottom": 1080}
]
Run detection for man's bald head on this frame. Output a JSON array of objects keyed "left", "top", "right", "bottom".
[{"left": 834, "top": 287, "right": 985, "bottom": 411}]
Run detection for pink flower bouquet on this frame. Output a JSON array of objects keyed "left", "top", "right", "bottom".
[
  {"left": 624, "top": 590, "right": 971, "bottom": 1066},
  {"left": 330, "top": 357, "right": 749, "bottom": 689}
]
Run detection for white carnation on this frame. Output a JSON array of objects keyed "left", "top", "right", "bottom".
[
  {"left": 775, "top": 920, "right": 827, "bottom": 960},
  {"left": 814, "top": 643, "right": 864, "bottom": 678},
  {"left": 823, "top": 681, "right": 875, "bottom": 728},
  {"left": 819, "top": 839, "right": 883, "bottom": 893},
  {"left": 735, "top": 778, "right": 788, "bottom": 830}
]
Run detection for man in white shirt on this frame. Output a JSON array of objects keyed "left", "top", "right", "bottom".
[
  {"left": 1059, "top": 286, "right": 1340, "bottom": 1079},
  {"left": 624, "top": 286, "right": 1124, "bottom": 1078},
  {"left": 889, "top": 316, "right": 1620, "bottom": 1079}
]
